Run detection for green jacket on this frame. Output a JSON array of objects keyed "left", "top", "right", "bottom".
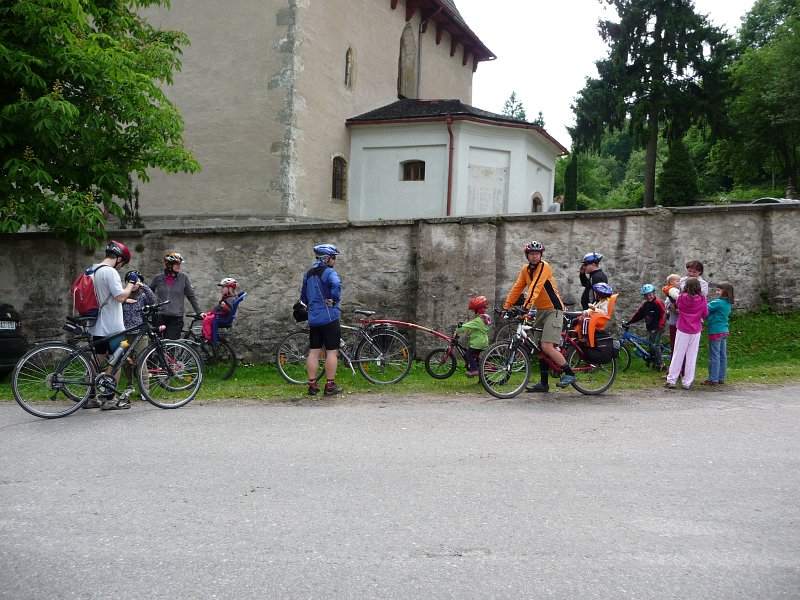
[
  {"left": 706, "top": 298, "right": 731, "bottom": 335},
  {"left": 457, "top": 314, "right": 490, "bottom": 350}
]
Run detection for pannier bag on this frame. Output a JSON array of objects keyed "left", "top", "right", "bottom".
[
  {"left": 580, "top": 332, "right": 620, "bottom": 365},
  {"left": 292, "top": 300, "right": 308, "bottom": 323}
]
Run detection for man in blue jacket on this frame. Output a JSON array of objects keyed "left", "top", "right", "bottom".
[{"left": 301, "top": 244, "right": 343, "bottom": 396}]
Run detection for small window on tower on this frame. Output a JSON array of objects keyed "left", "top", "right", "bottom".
[
  {"left": 332, "top": 156, "right": 347, "bottom": 201},
  {"left": 401, "top": 160, "right": 425, "bottom": 181},
  {"left": 344, "top": 48, "right": 354, "bottom": 89}
]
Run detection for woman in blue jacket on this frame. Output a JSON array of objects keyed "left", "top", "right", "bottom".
[{"left": 301, "top": 244, "right": 342, "bottom": 396}]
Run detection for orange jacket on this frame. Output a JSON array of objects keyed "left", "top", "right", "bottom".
[{"left": 504, "top": 260, "right": 564, "bottom": 311}]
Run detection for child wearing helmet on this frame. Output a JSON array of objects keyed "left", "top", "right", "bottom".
[
  {"left": 120, "top": 270, "right": 156, "bottom": 397},
  {"left": 456, "top": 296, "right": 492, "bottom": 377},
  {"left": 202, "top": 278, "right": 238, "bottom": 341},
  {"left": 573, "top": 282, "right": 616, "bottom": 346},
  {"left": 623, "top": 283, "right": 667, "bottom": 370}
]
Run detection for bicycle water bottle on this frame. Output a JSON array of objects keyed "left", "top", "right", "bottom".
[{"left": 107, "top": 340, "right": 130, "bottom": 367}]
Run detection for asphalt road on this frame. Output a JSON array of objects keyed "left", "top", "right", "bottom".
[{"left": 1, "top": 384, "right": 798, "bottom": 600}]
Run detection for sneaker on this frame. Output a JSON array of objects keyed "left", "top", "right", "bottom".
[
  {"left": 681, "top": 385, "right": 692, "bottom": 390},
  {"left": 556, "top": 374, "right": 577, "bottom": 388},
  {"left": 324, "top": 384, "right": 344, "bottom": 396},
  {"left": 525, "top": 382, "right": 550, "bottom": 393},
  {"left": 308, "top": 384, "right": 320, "bottom": 396},
  {"left": 83, "top": 397, "right": 102, "bottom": 409},
  {"left": 465, "top": 370, "right": 479, "bottom": 378},
  {"left": 100, "top": 398, "right": 131, "bottom": 411},
  {"left": 664, "top": 382, "right": 676, "bottom": 389}
]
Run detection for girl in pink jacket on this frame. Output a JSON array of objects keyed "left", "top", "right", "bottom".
[{"left": 665, "top": 277, "right": 709, "bottom": 389}]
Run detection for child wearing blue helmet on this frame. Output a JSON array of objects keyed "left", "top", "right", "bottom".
[{"left": 623, "top": 284, "right": 667, "bottom": 370}]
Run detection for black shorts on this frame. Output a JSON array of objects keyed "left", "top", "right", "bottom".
[
  {"left": 309, "top": 320, "right": 341, "bottom": 351},
  {"left": 93, "top": 335, "right": 124, "bottom": 355}
]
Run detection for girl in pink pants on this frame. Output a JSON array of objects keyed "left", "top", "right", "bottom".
[{"left": 665, "top": 277, "right": 708, "bottom": 389}]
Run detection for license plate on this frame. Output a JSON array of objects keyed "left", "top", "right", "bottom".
[{"left": 0, "top": 321, "right": 16, "bottom": 330}]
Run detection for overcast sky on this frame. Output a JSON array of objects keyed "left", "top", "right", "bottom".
[{"left": 454, "top": 0, "right": 756, "bottom": 148}]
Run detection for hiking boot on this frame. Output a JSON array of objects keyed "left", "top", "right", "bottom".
[
  {"left": 525, "top": 382, "right": 550, "bottom": 393},
  {"left": 324, "top": 384, "right": 344, "bottom": 396},
  {"left": 556, "top": 374, "right": 577, "bottom": 388},
  {"left": 308, "top": 384, "right": 320, "bottom": 396},
  {"left": 701, "top": 380, "right": 718, "bottom": 386}
]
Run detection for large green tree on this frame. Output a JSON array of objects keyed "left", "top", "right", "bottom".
[
  {"left": 571, "top": 0, "right": 730, "bottom": 207},
  {"left": 727, "top": 3, "right": 800, "bottom": 194},
  {"left": 0, "top": 0, "right": 199, "bottom": 248}
]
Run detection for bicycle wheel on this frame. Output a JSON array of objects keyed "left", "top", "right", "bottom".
[
  {"left": 479, "top": 341, "right": 530, "bottom": 399},
  {"left": 12, "top": 344, "right": 92, "bottom": 418},
  {"left": 137, "top": 341, "right": 202, "bottom": 408},
  {"left": 619, "top": 341, "right": 632, "bottom": 372},
  {"left": 199, "top": 339, "right": 237, "bottom": 381},
  {"left": 424, "top": 347, "right": 457, "bottom": 379},
  {"left": 565, "top": 346, "right": 617, "bottom": 395},
  {"left": 356, "top": 330, "right": 412, "bottom": 384},
  {"left": 494, "top": 322, "right": 517, "bottom": 343},
  {"left": 275, "top": 330, "right": 322, "bottom": 385}
]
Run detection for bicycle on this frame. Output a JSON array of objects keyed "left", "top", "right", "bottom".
[
  {"left": 479, "top": 313, "right": 618, "bottom": 398},
  {"left": 423, "top": 326, "right": 475, "bottom": 379},
  {"left": 618, "top": 324, "right": 671, "bottom": 372},
  {"left": 275, "top": 310, "right": 412, "bottom": 386},
  {"left": 12, "top": 301, "right": 203, "bottom": 419},
  {"left": 182, "top": 316, "right": 237, "bottom": 381}
]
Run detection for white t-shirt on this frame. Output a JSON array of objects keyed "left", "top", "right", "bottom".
[{"left": 88, "top": 263, "right": 125, "bottom": 337}]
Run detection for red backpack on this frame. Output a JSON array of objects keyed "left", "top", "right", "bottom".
[{"left": 70, "top": 265, "right": 110, "bottom": 317}]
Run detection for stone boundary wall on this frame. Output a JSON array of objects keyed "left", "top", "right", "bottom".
[{"left": 1, "top": 204, "right": 797, "bottom": 362}]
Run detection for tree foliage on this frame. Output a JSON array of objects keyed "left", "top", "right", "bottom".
[
  {"left": 571, "top": 0, "right": 730, "bottom": 207},
  {"left": 657, "top": 138, "right": 698, "bottom": 206},
  {"left": 501, "top": 91, "right": 527, "bottom": 121},
  {"left": 0, "top": 0, "right": 200, "bottom": 248},
  {"left": 727, "top": 7, "right": 800, "bottom": 193}
]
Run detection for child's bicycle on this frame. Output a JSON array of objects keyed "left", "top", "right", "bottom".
[
  {"left": 617, "top": 324, "right": 671, "bottom": 372},
  {"left": 423, "top": 324, "right": 475, "bottom": 379},
  {"left": 479, "top": 313, "right": 618, "bottom": 398}
]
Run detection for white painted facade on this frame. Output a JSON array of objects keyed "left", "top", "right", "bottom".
[{"left": 349, "top": 119, "right": 562, "bottom": 220}]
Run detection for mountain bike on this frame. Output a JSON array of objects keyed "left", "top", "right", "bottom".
[
  {"left": 182, "top": 315, "right": 237, "bottom": 380},
  {"left": 479, "top": 314, "right": 618, "bottom": 398},
  {"left": 275, "top": 310, "right": 412, "bottom": 385},
  {"left": 12, "top": 301, "right": 202, "bottom": 419},
  {"left": 618, "top": 324, "right": 671, "bottom": 372}
]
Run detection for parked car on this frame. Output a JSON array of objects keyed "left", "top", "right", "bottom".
[
  {"left": 0, "top": 303, "right": 27, "bottom": 380},
  {"left": 750, "top": 197, "right": 800, "bottom": 204}
]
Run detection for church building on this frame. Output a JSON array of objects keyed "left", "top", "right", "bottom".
[{"left": 140, "top": 0, "right": 568, "bottom": 223}]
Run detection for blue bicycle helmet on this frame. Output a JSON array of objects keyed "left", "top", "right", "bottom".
[
  {"left": 592, "top": 282, "right": 613, "bottom": 296},
  {"left": 313, "top": 244, "right": 340, "bottom": 258},
  {"left": 640, "top": 284, "right": 656, "bottom": 295},
  {"left": 581, "top": 252, "right": 603, "bottom": 265}
]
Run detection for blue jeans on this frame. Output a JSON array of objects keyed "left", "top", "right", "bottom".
[{"left": 707, "top": 336, "right": 727, "bottom": 383}]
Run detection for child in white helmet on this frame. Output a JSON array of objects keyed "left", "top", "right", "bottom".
[{"left": 202, "top": 278, "right": 238, "bottom": 341}]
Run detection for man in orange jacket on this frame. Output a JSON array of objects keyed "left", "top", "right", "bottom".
[{"left": 504, "top": 240, "right": 576, "bottom": 392}]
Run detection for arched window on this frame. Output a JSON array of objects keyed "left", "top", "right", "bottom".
[
  {"left": 401, "top": 160, "right": 425, "bottom": 181},
  {"left": 331, "top": 156, "right": 347, "bottom": 201},
  {"left": 397, "top": 24, "right": 417, "bottom": 99},
  {"left": 344, "top": 47, "right": 354, "bottom": 89},
  {"left": 531, "top": 192, "right": 544, "bottom": 213}
]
